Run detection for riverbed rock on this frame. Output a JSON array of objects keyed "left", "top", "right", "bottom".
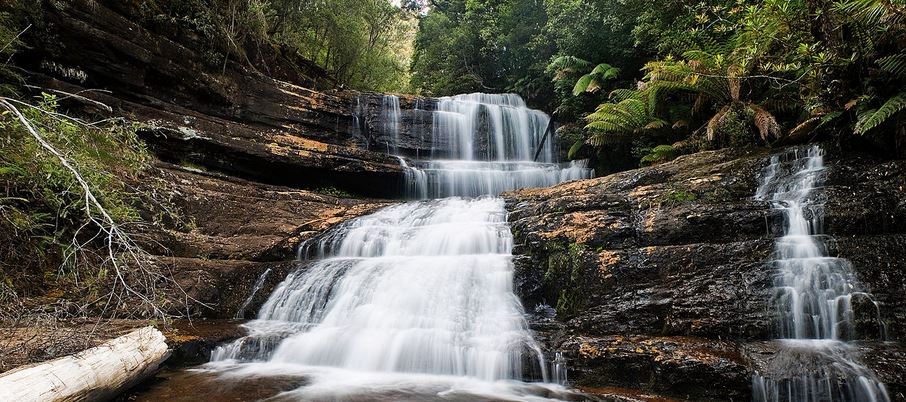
[
  {"left": 134, "top": 163, "right": 390, "bottom": 318},
  {"left": 505, "top": 145, "right": 906, "bottom": 400}
]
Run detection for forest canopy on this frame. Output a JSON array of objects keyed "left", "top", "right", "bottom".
[{"left": 408, "top": 0, "right": 906, "bottom": 173}]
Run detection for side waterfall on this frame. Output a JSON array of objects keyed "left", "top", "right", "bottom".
[
  {"left": 752, "top": 145, "right": 889, "bottom": 402},
  {"left": 211, "top": 93, "right": 590, "bottom": 400}
]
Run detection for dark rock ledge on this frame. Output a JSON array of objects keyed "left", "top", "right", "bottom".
[{"left": 504, "top": 146, "right": 906, "bottom": 400}]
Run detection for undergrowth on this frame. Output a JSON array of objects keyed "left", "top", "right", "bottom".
[{"left": 0, "top": 92, "right": 151, "bottom": 306}]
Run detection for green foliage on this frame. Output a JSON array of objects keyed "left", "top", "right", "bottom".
[
  {"left": 0, "top": 93, "right": 149, "bottom": 297},
  {"left": 639, "top": 144, "right": 678, "bottom": 166},
  {"left": 654, "top": 189, "right": 698, "bottom": 206},
  {"left": 316, "top": 186, "right": 356, "bottom": 199},
  {"left": 542, "top": 241, "right": 588, "bottom": 317},
  {"left": 878, "top": 54, "right": 906, "bottom": 77},
  {"left": 855, "top": 92, "right": 906, "bottom": 135},
  {"left": 572, "top": 63, "right": 621, "bottom": 96},
  {"left": 411, "top": 0, "right": 551, "bottom": 98},
  {"left": 0, "top": 2, "right": 26, "bottom": 94},
  {"left": 138, "top": 0, "right": 414, "bottom": 92},
  {"left": 584, "top": 95, "right": 668, "bottom": 146},
  {"left": 415, "top": 0, "right": 905, "bottom": 162}
]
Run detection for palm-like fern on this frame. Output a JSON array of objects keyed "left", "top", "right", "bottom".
[
  {"left": 856, "top": 92, "right": 906, "bottom": 134},
  {"left": 572, "top": 63, "right": 621, "bottom": 96},
  {"left": 878, "top": 53, "right": 906, "bottom": 77},
  {"left": 834, "top": 0, "right": 905, "bottom": 26},
  {"left": 584, "top": 91, "right": 667, "bottom": 146},
  {"left": 643, "top": 51, "right": 781, "bottom": 143},
  {"left": 546, "top": 56, "right": 593, "bottom": 81}
]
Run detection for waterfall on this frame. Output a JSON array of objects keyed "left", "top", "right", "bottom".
[
  {"left": 752, "top": 145, "right": 889, "bottom": 402},
  {"left": 233, "top": 268, "right": 272, "bottom": 319},
  {"left": 381, "top": 95, "right": 401, "bottom": 155},
  {"left": 209, "top": 92, "right": 586, "bottom": 400},
  {"left": 404, "top": 93, "right": 593, "bottom": 198}
]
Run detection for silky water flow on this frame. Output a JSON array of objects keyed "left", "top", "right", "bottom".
[
  {"left": 205, "top": 93, "right": 593, "bottom": 401},
  {"left": 751, "top": 145, "right": 889, "bottom": 402}
]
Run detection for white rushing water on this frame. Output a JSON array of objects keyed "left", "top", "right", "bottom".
[
  {"left": 381, "top": 95, "right": 401, "bottom": 155},
  {"left": 402, "top": 93, "right": 593, "bottom": 198},
  {"left": 752, "top": 145, "right": 889, "bottom": 402},
  {"left": 209, "top": 93, "right": 588, "bottom": 400}
]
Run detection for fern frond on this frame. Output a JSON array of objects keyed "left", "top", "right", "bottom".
[
  {"left": 749, "top": 104, "right": 781, "bottom": 142},
  {"left": 788, "top": 117, "right": 822, "bottom": 140},
  {"left": 567, "top": 139, "right": 584, "bottom": 160},
  {"left": 573, "top": 63, "right": 621, "bottom": 95},
  {"left": 706, "top": 106, "right": 731, "bottom": 142},
  {"left": 591, "top": 63, "right": 621, "bottom": 79},
  {"left": 587, "top": 130, "right": 633, "bottom": 147},
  {"left": 835, "top": 0, "right": 905, "bottom": 25},
  {"left": 878, "top": 53, "right": 906, "bottom": 78},
  {"left": 547, "top": 55, "right": 593, "bottom": 80},
  {"left": 609, "top": 89, "right": 641, "bottom": 102},
  {"left": 855, "top": 91, "right": 906, "bottom": 134},
  {"left": 573, "top": 74, "right": 595, "bottom": 95},
  {"left": 586, "top": 120, "right": 628, "bottom": 133}
]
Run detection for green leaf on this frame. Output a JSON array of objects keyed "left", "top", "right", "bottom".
[
  {"left": 573, "top": 74, "right": 594, "bottom": 96},
  {"left": 567, "top": 139, "right": 584, "bottom": 160},
  {"left": 855, "top": 91, "right": 906, "bottom": 135}
]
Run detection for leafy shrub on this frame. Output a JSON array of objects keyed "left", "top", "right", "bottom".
[{"left": 0, "top": 93, "right": 149, "bottom": 299}]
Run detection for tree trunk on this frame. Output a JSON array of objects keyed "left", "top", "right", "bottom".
[{"left": 0, "top": 327, "right": 169, "bottom": 402}]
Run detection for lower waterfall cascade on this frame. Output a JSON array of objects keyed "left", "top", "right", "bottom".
[
  {"left": 751, "top": 145, "right": 890, "bottom": 402},
  {"left": 207, "top": 93, "right": 590, "bottom": 401}
]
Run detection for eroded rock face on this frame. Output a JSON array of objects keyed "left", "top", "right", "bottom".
[
  {"left": 504, "top": 146, "right": 906, "bottom": 400},
  {"left": 17, "top": 1, "right": 438, "bottom": 198},
  {"left": 135, "top": 164, "right": 390, "bottom": 318}
]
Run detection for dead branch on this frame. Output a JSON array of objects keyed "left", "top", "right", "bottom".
[{"left": 0, "top": 98, "right": 175, "bottom": 320}]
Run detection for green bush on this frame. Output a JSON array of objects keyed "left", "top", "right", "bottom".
[{"left": 0, "top": 93, "right": 149, "bottom": 298}]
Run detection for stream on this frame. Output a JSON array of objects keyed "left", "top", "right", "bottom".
[{"left": 133, "top": 93, "right": 592, "bottom": 401}]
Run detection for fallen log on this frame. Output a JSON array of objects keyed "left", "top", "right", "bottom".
[{"left": 0, "top": 326, "right": 170, "bottom": 402}]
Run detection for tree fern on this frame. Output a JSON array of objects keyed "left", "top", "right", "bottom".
[
  {"left": 750, "top": 104, "right": 781, "bottom": 141},
  {"left": 567, "top": 139, "right": 584, "bottom": 160},
  {"left": 609, "top": 89, "right": 642, "bottom": 102},
  {"left": 878, "top": 53, "right": 906, "bottom": 78},
  {"left": 573, "top": 63, "right": 621, "bottom": 95},
  {"left": 856, "top": 91, "right": 906, "bottom": 134},
  {"left": 547, "top": 55, "right": 593, "bottom": 81},
  {"left": 835, "top": 0, "right": 905, "bottom": 26}
]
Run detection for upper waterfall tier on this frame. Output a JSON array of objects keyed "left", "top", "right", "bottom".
[
  {"left": 432, "top": 93, "right": 553, "bottom": 162},
  {"left": 363, "top": 92, "right": 594, "bottom": 198}
]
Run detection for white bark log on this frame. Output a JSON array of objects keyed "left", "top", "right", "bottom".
[{"left": 0, "top": 326, "right": 170, "bottom": 402}]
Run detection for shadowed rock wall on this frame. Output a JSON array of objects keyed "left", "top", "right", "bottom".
[{"left": 504, "top": 146, "right": 906, "bottom": 400}]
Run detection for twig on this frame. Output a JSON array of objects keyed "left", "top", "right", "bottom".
[
  {"left": 0, "top": 98, "right": 167, "bottom": 318},
  {"left": 1, "top": 24, "right": 31, "bottom": 67}
]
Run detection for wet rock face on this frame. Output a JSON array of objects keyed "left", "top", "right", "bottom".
[
  {"left": 562, "top": 335, "right": 751, "bottom": 401},
  {"left": 505, "top": 146, "right": 906, "bottom": 399},
  {"left": 17, "top": 1, "right": 438, "bottom": 198},
  {"left": 507, "top": 149, "right": 777, "bottom": 339},
  {"left": 135, "top": 164, "right": 390, "bottom": 318}
]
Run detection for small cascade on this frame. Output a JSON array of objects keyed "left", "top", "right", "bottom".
[
  {"left": 413, "top": 98, "right": 427, "bottom": 159},
  {"left": 552, "top": 352, "right": 568, "bottom": 386},
  {"left": 433, "top": 93, "right": 548, "bottom": 161},
  {"left": 752, "top": 145, "right": 889, "bottom": 402},
  {"left": 381, "top": 95, "right": 401, "bottom": 155},
  {"left": 233, "top": 268, "right": 272, "bottom": 319},
  {"left": 213, "top": 199, "right": 563, "bottom": 394},
  {"left": 403, "top": 93, "right": 593, "bottom": 198}
]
